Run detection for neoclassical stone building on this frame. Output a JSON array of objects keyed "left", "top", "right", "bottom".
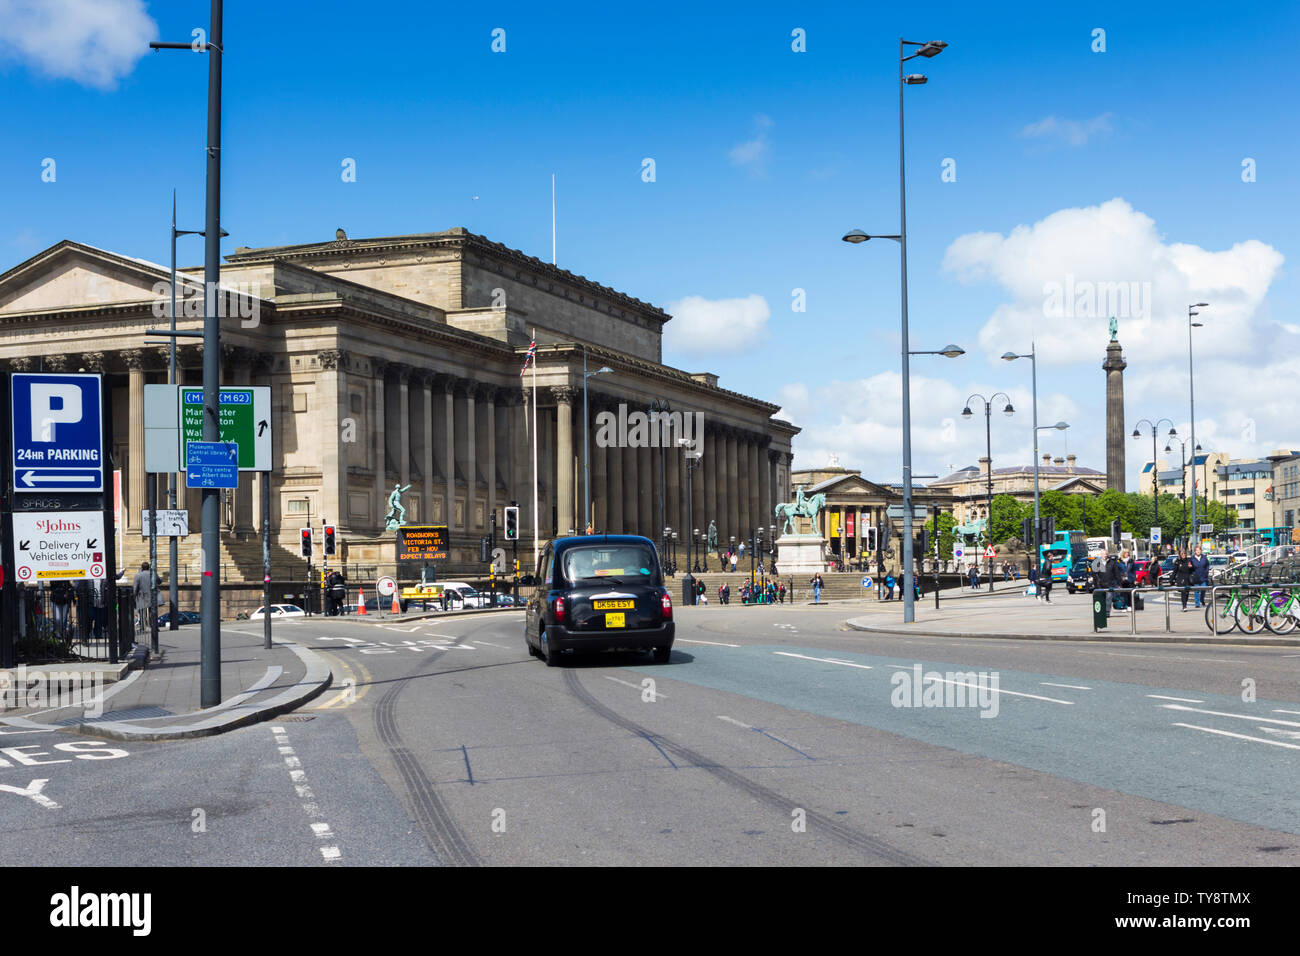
[{"left": 0, "top": 228, "right": 798, "bottom": 580}]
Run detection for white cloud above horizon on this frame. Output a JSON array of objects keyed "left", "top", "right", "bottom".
[
  {"left": 729, "top": 114, "right": 773, "bottom": 174},
  {"left": 664, "top": 293, "right": 771, "bottom": 355},
  {"left": 0, "top": 0, "right": 156, "bottom": 89},
  {"left": 1019, "top": 112, "right": 1114, "bottom": 147}
]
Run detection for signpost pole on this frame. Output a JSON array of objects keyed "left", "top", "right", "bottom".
[
  {"left": 148, "top": 478, "right": 159, "bottom": 655},
  {"left": 101, "top": 375, "right": 119, "bottom": 666},
  {"left": 262, "top": 471, "right": 271, "bottom": 649},
  {"left": 0, "top": 373, "right": 13, "bottom": 670}
]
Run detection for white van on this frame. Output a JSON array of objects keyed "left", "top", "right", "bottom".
[{"left": 440, "top": 582, "right": 486, "bottom": 608}]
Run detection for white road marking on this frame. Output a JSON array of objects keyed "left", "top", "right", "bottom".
[
  {"left": 272, "top": 726, "right": 343, "bottom": 865},
  {"left": 320, "top": 846, "right": 342, "bottom": 862},
  {"left": 604, "top": 676, "right": 666, "bottom": 697},
  {"left": 271, "top": 726, "right": 286, "bottom": 733},
  {"left": 278, "top": 746, "right": 294, "bottom": 755},
  {"left": 676, "top": 638, "right": 741, "bottom": 647},
  {"left": 1173, "top": 722, "right": 1300, "bottom": 751},
  {"left": 295, "top": 784, "right": 314, "bottom": 799},
  {"left": 0, "top": 778, "right": 59, "bottom": 809},
  {"left": 1041, "top": 682, "right": 1091, "bottom": 690},
  {"left": 284, "top": 756, "right": 302, "bottom": 769},
  {"left": 1273, "top": 709, "right": 1300, "bottom": 716},
  {"left": 471, "top": 640, "right": 509, "bottom": 648},
  {"left": 289, "top": 769, "right": 306, "bottom": 783},
  {"left": 1147, "top": 694, "right": 1204, "bottom": 703},
  {"left": 717, "top": 715, "right": 752, "bottom": 728},
  {"left": 1161, "top": 704, "right": 1300, "bottom": 728},
  {"left": 775, "top": 651, "right": 872, "bottom": 670},
  {"left": 311, "top": 822, "right": 335, "bottom": 838},
  {"left": 884, "top": 666, "right": 1074, "bottom": 705}
]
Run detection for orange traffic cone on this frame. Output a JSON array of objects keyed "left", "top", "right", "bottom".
[
  {"left": 391, "top": 592, "right": 400, "bottom": 614},
  {"left": 357, "top": 587, "right": 367, "bottom": 614}
]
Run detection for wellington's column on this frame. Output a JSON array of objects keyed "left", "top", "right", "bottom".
[
  {"left": 1104, "top": 334, "right": 1127, "bottom": 492},
  {"left": 552, "top": 386, "right": 575, "bottom": 538}
]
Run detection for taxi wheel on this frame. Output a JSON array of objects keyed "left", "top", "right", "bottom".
[{"left": 545, "top": 636, "right": 563, "bottom": 667}]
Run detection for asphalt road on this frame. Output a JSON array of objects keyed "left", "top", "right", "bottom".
[{"left": 3, "top": 604, "right": 1298, "bottom": 866}]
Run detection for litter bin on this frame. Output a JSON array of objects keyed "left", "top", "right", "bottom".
[
  {"left": 681, "top": 572, "right": 696, "bottom": 607},
  {"left": 1092, "top": 590, "right": 1109, "bottom": 630}
]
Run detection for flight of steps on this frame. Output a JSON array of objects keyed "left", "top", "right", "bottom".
[{"left": 116, "top": 531, "right": 309, "bottom": 583}]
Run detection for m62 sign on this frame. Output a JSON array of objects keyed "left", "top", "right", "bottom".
[{"left": 179, "top": 387, "right": 271, "bottom": 472}]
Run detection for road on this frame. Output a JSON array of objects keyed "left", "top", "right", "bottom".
[{"left": 3, "top": 603, "right": 1298, "bottom": 866}]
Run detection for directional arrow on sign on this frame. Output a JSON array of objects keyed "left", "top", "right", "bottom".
[
  {"left": 258, "top": 419, "right": 268, "bottom": 436},
  {"left": 86, "top": 538, "right": 98, "bottom": 549},
  {"left": 19, "top": 540, "right": 29, "bottom": 550},
  {"left": 22, "top": 471, "right": 96, "bottom": 484}
]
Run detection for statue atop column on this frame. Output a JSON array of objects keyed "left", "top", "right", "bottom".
[
  {"left": 384, "top": 483, "right": 411, "bottom": 531},
  {"left": 1108, "top": 315, "right": 1118, "bottom": 342}
]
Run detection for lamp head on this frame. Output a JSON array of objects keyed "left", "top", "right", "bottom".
[
  {"left": 903, "top": 74, "right": 928, "bottom": 85},
  {"left": 1002, "top": 403, "right": 1015, "bottom": 417},
  {"left": 916, "top": 40, "right": 948, "bottom": 57},
  {"left": 961, "top": 406, "right": 973, "bottom": 419},
  {"left": 1000, "top": 351, "right": 1019, "bottom": 362},
  {"left": 939, "top": 344, "right": 965, "bottom": 358},
  {"left": 841, "top": 229, "right": 869, "bottom": 244}
]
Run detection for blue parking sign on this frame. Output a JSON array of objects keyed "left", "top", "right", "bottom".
[{"left": 11, "top": 373, "right": 104, "bottom": 493}]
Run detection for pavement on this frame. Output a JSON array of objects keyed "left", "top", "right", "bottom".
[
  {"left": 845, "top": 587, "right": 1300, "bottom": 645},
  {"left": 0, "top": 622, "right": 332, "bottom": 741}
]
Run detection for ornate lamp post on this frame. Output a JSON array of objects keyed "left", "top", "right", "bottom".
[
  {"left": 1133, "top": 418, "right": 1177, "bottom": 539},
  {"left": 962, "top": 392, "right": 1014, "bottom": 591}
]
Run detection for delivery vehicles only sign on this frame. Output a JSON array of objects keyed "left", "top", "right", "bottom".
[{"left": 12, "top": 512, "right": 107, "bottom": 581}]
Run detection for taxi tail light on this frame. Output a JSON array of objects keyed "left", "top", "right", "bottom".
[
  {"left": 660, "top": 591, "right": 672, "bottom": 619},
  {"left": 554, "top": 596, "right": 566, "bottom": 622}
]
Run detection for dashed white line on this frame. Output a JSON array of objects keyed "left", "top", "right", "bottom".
[
  {"left": 272, "top": 726, "right": 341, "bottom": 865},
  {"left": 1173, "top": 722, "right": 1300, "bottom": 750},
  {"left": 311, "top": 822, "right": 335, "bottom": 838},
  {"left": 676, "top": 638, "right": 741, "bottom": 647},
  {"left": 278, "top": 746, "right": 294, "bottom": 755},
  {"left": 603, "top": 675, "right": 666, "bottom": 697},
  {"left": 1147, "top": 695, "right": 1204, "bottom": 703},
  {"left": 717, "top": 715, "right": 752, "bottom": 728},
  {"left": 284, "top": 756, "right": 302, "bottom": 769},
  {"left": 775, "top": 651, "right": 872, "bottom": 670},
  {"left": 1273, "top": 709, "right": 1300, "bottom": 716},
  {"left": 320, "top": 846, "right": 342, "bottom": 862},
  {"left": 1042, "top": 682, "right": 1091, "bottom": 690},
  {"left": 1161, "top": 704, "right": 1300, "bottom": 728},
  {"left": 471, "top": 640, "right": 509, "bottom": 648}
]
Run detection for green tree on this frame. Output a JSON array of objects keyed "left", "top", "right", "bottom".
[
  {"left": 925, "top": 512, "right": 957, "bottom": 558},
  {"left": 990, "top": 493, "right": 1028, "bottom": 544}
]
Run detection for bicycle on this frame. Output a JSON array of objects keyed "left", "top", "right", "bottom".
[
  {"left": 1262, "top": 583, "right": 1300, "bottom": 635},
  {"left": 1205, "top": 582, "right": 1246, "bottom": 633}
]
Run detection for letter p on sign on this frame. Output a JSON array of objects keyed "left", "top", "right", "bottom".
[{"left": 31, "top": 384, "right": 81, "bottom": 441}]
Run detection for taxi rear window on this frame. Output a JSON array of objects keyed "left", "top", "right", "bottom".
[{"left": 561, "top": 545, "right": 658, "bottom": 585}]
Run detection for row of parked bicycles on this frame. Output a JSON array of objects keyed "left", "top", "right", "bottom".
[{"left": 1203, "top": 551, "right": 1300, "bottom": 635}]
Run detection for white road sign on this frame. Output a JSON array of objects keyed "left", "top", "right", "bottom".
[
  {"left": 953, "top": 546, "right": 964, "bottom": 561},
  {"left": 1150, "top": 527, "right": 1162, "bottom": 544},
  {"left": 376, "top": 576, "right": 397, "bottom": 596},
  {"left": 140, "top": 510, "right": 190, "bottom": 537},
  {"left": 12, "top": 512, "right": 107, "bottom": 581}
]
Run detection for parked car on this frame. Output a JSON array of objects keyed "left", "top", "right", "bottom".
[
  {"left": 1133, "top": 559, "right": 1153, "bottom": 585},
  {"left": 439, "top": 583, "right": 487, "bottom": 609},
  {"left": 157, "top": 610, "right": 202, "bottom": 627},
  {"left": 1065, "top": 559, "right": 1094, "bottom": 594},
  {"left": 524, "top": 534, "right": 674, "bottom": 666},
  {"left": 249, "top": 604, "right": 306, "bottom": 620}
]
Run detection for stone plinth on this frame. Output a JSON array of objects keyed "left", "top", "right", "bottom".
[{"left": 776, "top": 534, "right": 826, "bottom": 573}]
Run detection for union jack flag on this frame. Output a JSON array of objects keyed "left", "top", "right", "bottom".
[{"left": 520, "top": 337, "right": 536, "bottom": 376}]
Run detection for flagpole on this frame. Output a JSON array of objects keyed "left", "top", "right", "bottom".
[
  {"left": 532, "top": 330, "right": 540, "bottom": 567},
  {"left": 551, "top": 174, "right": 556, "bottom": 266}
]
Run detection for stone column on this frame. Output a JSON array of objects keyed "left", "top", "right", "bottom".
[
  {"left": 442, "top": 376, "right": 456, "bottom": 530},
  {"left": 552, "top": 386, "right": 575, "bottom": 536},
  {"left": 1104, "top": 338, "right": 1127, "bottom": 492},
  {"left": 726, "top": 429, "right": 739, "bottom": 544},
  {"left": 394, "top": 365, "right": 411, "bottom": 513},
  {"left": 622, "top": 445, "right": 638, "bottom": 536},
  {"left": 705, "top": 424, "right": 718, "bottom": 548},
  {"left": 592, "top": 403, "right": 609, "bottom": 532},
  {"left": 464, "top": 384, "right": 477, "bottom": 528},
  {"left": 372, "top": 359, "right": 388, "bottom": 532},
  {"left": 763, "top": 448, "right": 776, "bottom": 533},
  {"left": 122, "top": 348, "right": 147, "bottom": 530},
  {"left": 419, "top": 371, "right": 434, "bottom": 527},
  {"left": 638, "top": 444, "right": 653, "bottom": 537},
  {"left": 606, "top": 414, "right": 624, "bottom": 533},
  {"left": 665, "top": 426, "right": 680, "bottom": 540},
  {"left": 484, "top": 386, "right": 498, "bottom": 526}
]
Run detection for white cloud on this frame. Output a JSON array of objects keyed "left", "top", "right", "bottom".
[
  {"left": 663, "top": 293, "right": 770, "bottom": 354},
  {"left": 0, "top": 0, "right": 157, "bottom": 89},
  {"left": 729, "top": 114, "right": 773, "bottom": 174},
  {"left": 942, "top": 197, "right": 1294, "bottom": 477},
  {"left": 1019, "top": 113, "right": 1114, "bottom": 147}
]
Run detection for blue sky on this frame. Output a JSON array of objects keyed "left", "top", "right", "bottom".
[{"left": 2, "top": 0, "right": 1297, "bottom": 486}]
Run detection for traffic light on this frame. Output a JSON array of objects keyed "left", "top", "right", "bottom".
[
  {"left": 504, "top": 506, "right": 519, "bottom": 540},
  {"left": 864, "top": 526, "right": 876, "bottom": 552},
  {"left": 1021, "top": 516, "right": 1033, "bottom": 547},
  {"left": 919, "top": 527, "right": 930, "bottom": 555},
  {"left": 299, "top": 528, "right": 312, "bottom": 558},
  {"left": 479, "top": 536, "right": 490, "bottom": 563},
  {"left": 1111, "top": 518, "right": 1122, "bottom": 547},
  {"left": 323, "top": 525, "right": 337, "bottom": 556}
]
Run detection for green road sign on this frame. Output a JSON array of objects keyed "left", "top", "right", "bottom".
[{"left": 179, "top": 387, "right": 272, "bottom": 472}]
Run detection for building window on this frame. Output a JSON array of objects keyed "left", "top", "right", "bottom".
[{"left": 286, "top": 499, "right": 310, "bottom": 514}]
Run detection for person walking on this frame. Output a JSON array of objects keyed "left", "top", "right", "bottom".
[
  {"left": 810, "top": 572, "right": 823, "bottom": 603},
  {"left": 1038, "top": 558, "right": 1054, "bottom": 603},
  {"left": 884, "top": 570, "right": 896, "bottom": 601},
  {"left": 1171, "top": 548, "right": 1194, "bottom": 610},
  {"left": 132, "top": 561, "right": 153, "bottom": 634},
  {"left": 1191, "top": 546, "right": 1210, "bottom": 608},
  {"left": 730, "top": 551, "right": 738, "bottom": 573}
]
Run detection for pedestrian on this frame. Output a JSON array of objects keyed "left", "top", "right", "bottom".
[
  {"left": 50, "top": 578, "right": 75, "bottom": 641},
  {"left": 1171, "top": 548, "right": 1194, "bottom": 610},
  {"left": 1039, "top": 560, "right": 1053, "bottom": 604},
  {"left": 132, "top": 561, "right": 153, "bottom": 633},
  {"left": 1027, "top": 562, "right": 1038, "bottom": 598},
  {"left": 884, "top": 570, "right": 895, "bottom": 601},
  {"left": 739, "top": 541, "right": 746, "bottom": 561},
  {"left": 811, "top": 572, "right": 823, "bottom": 603},
  {"left": 968, "top": 564, "right": 979, "bottom": 590},
  {"left": 778, "top": 582, "right": 786, "bottom": 604},
  {"left": 697, "top": 579, "right": 705, "bottom": 606},
  {"left": 90, "top": 576, "right": 105, "bottom": 641},
  {"left": 731, "top": 552, "right": 738, "bottom": 573},
  {"left": 1191, "top": 546, "right": 1210, "bottom": 608}
]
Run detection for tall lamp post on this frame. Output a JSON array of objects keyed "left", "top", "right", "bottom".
[
  {"left": 1188, "top": 303, "right": 1208, "bottom": 539},
  {"left": 1133, "top": 418, "right": 1178, "bottom": 541},
  {"left": 962, "top": 393, "right": 1014, "bottom": 591},
  {"left": 841, "top": 36, "right": 950, "bottom": 625},
  {"left": 1001, "top": 343, "right": 1042, "bottom": 564},
  {"left": 1165, "top": 437, "right": 1202, "bottom": 549}
]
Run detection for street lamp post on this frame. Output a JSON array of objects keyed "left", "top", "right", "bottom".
[
  {"left": 1165, "top": 437, "right": 1202, "bottom": 549},
  {"left": 1002, "top": 343, "right": 1041, "bottom": 562},
  {"left": 841, "top": 36, "right": 949, "bottom": 624},
  {"left": 962, "top": 393, "right": 1014, "bottom": 591},
  {"left": 1133, "top": 418, "right": 1178, "bottom": 541},
  {"left": 1188, "top": 303, "right": 1208, "bottom": 538}
]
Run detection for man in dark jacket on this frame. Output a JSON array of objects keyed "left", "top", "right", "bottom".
[
  {"left": 1191, "top": 546, "right": 1210, "bottom": 608},
  {"left": 1171, "top": 549, "right": 1195, "bottom": 610},
  {"left": 1103, "top": 553, "right": 1124, "bottom": 610}
]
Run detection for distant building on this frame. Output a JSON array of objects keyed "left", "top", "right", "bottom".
[
  {"left": 1142, "top": 450, "right": 1296, "bottom": 532},
  {"left": 928, "top": 454, "right": 1106, "bottom": 531},
  {"left": 1268, "top": 450, "right": 1300, "bottom": 539}
]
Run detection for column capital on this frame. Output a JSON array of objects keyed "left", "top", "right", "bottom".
[
  {"left": 45, "top": 354, "right": 70, "bottom": 371},
  {"left": 120, "top": 348, "right": 148, "bottom": 371},
  {"left": 8, "top": 357, "right": 34, "bottom": 372},
  {"left": 81, "top": 351, "right": 107, "bottom": 372},
  {"left": 372, "top": 357, "right": 391, "bottom": 378},
  {"left": 479, "top": 384, "right": 499, "bottom": 404},
  {"left": 550, "top": 384, "right": 576, "bottom": 405},
  {"left": 318, "top": 348, "right": 347, "bottom": 371},
  {"left": 391, "top": 362, "right": 413, "bottom": 384}
]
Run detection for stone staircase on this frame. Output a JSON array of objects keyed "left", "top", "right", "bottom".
[{"left": 117, "top": 530, "right": 309, "bottom": 584}]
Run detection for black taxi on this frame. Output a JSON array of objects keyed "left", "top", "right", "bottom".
[{"left": 524, "top": 535, "right": 674, "bottom": 666}]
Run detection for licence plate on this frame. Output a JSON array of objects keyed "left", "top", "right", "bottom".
[
  {"left": 605, "top": 612, "right": 626, "bottom": 628},
  {"left": 594, "top": 599, "right": 634, "bottom": 610}
]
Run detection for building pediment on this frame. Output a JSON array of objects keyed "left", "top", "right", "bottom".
[
  {"left": 0, "top": 240, "right": 177, "bottom": 316},
  {"left": 802, "top": 473, "right": 895, "bottom": 499}
]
